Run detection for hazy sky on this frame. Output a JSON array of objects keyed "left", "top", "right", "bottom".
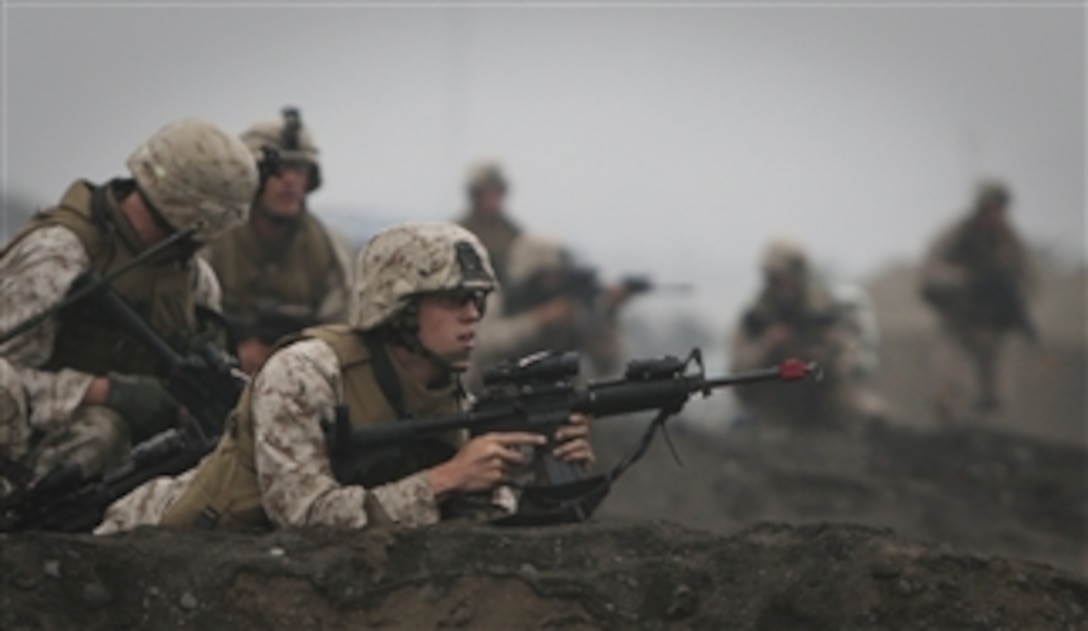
[{"left": 1, "top": 1, "right": 1084, "bottom": 326}]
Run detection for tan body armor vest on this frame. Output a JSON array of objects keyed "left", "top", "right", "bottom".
[
  {"left": 161, "top": 325, "right": 463, "bottom": 529},
  {"left": 2, "top": 180, "right": 198, "bottom": 376},
  {"left": 204, "top": 212, "right": 340, "bottom": 318}
]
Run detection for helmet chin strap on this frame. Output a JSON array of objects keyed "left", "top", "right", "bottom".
[{"left": 391, "top": 303, "right": 462, "bottom": 385}]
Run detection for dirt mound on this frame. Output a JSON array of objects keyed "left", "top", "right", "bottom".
[
  {"left": 2, "top": 520, "right": 1085, "bottom": 630},
  {"left": 597, "top": 418, "right": 1087, "bottom": 576}
]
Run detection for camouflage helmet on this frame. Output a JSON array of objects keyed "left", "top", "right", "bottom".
[
  {"left": 974, "top": 178, "right": 1012, "bottom": 209},
  {"left": 350, "top": 221, "right": 497, "bottom": 330},
  {"left": 465, "top": 160, "right": 509, "bottom": 196},
  {"left": 760, "top": 237, "right": 809, "bottom": 277},
  {"left": 506, "top": 234, "right": 569, "bottom": 286},
  {"left": 240, "top": 107, "right": 321, "bottom": 192},
  {"left": 126, "top": 118, "right": 259, "bottom": 243}
]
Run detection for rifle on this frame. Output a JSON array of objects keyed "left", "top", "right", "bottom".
[
  {"left": 0, "top": 278, "right": 246, "bottom": 533},
  {"left": 222, "top": 300, "right": 318, "bottom": 346},
  {"left": 504, "top": 266, "right": 690, "bottom": 316},
  {"left": 326, "top": 348, "right": 817, "bottom": 526}
]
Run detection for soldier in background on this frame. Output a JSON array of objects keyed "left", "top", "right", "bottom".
[
  {"left": 457, "top": 161, "right": 522, "bottom": 286},
  {"left": 730, "top": 239, "right": 885, "bottom": 428},
  {"left": 203, "top": 107, "right": 352, "bottom": 375},
  {"left": 457, "top": 162, "right": 641, "bottom": 384},
  {"left": 920, "top": 179, "right": 1036, "bottom": 423},
  {"left": 468, "top": 234, "right": 634, "bottom": 390},
  {"left": 0, "top": 119, "right": 258, "bottom": 496}
]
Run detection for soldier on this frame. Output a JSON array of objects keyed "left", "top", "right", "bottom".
[
  {"left": 456, "top": 162, "right": 636, "bottom": 383},
  {"left": 920, "top": 179, "right": 1035, "bottom": 422},
  {"left": 469, "top": 234, "right": 629, "bottom": 390},
  {"left": 202, "top": 107, "right": 352, "bottom": 375},
  {"left": 95, "top": 222, "right": 593, "bottom": 533},
  {"left": 457, "top": 160, "right": 522, "bottom": 286},
  {"left": 729, "top": 238, "right": 884, "bottom": 427},
  {"left": 0, "top": 119, "right": 259, "bottom": 497}
]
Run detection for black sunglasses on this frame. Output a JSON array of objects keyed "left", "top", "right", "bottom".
[{"left": 427, "top": 288, "right": 488, "bottom": 314}]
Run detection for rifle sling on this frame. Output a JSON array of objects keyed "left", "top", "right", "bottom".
[{"left": 359, "top": 332, "right": 410, "bottom": 419}]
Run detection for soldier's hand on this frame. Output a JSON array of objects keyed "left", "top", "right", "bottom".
[
  {"left": 604, "top": 284, "right": 636, "bottom": 311},
  {"left": 428, "top": 432, "right": 546, "bottom": 496},
  {"left": 237, "top": 337, "right": 275, "bottom": 375},
  {"left": 104, "top": 373, "right": 184, "bottom": 443},
  {"left": 533, "top": 296, "right": 578, "bottom": 327},
  {"left": 553, "top": 413, "right": 595, "bottom": 467}
]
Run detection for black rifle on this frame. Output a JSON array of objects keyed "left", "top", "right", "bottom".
[
  {"left": 326, "top": 348, "right": 816, "bottom": 525},
  {"left": 0, "top": 280, "right": 246, "bottom": 533},
  {"left": 504, "top": 266, "right": 690, "bottom": 315},
  {"left": 223, "top": 300, "right": 318, "bottom": 346}
]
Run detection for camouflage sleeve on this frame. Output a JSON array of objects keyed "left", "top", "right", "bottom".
[
  {"left": 93, "top": 468, "right": 198, "bottom": 535},
  {"left": 191, "top": 257, "right": 223, "bottom": 311},
  {"left": 0, "top": 226, "right": 95, "bottom": 430},
  {"left": 313, "top": 228, "right": 354, "bottom": 323},
  {"left": 812, "top": 319, "right": 863, "bottom": 383},
  {"left": 251, "top": 339, "right": 441, "bottom": 529}
]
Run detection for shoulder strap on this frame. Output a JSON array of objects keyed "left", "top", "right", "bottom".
[{"left": 359, "top": 331, "right": 410, "bottom": 419}]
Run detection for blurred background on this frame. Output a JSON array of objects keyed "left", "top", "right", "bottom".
[{"left": 3, "top": 4, "right": 1083, "bottom": 300}]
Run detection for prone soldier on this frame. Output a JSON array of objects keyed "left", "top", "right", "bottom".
[{"left": 95, "top": 222, "right": 594, "bottom": 533}]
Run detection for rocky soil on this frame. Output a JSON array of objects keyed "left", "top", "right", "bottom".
[
  {"left": 2, "top": 520, "right": 1086, "bottom": 630},
  {"left": 597, "top": 417, "right": 1086, "bottom": 577}
]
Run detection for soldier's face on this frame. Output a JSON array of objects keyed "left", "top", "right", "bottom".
[
  {"left": 979, "top": 204, "right": 1008, "bottom": 230},
  {"left": 472, "top": 187, "right": 506, "bottom": 217},
  {"left": 259, "top": 163, "right": 309, "bottom": 219},
  {"left": 768, "top": 273, "right": 802, "bottom": 304},
  {"left": 416, "top": 291, "right": 485, "bottom": 370}
]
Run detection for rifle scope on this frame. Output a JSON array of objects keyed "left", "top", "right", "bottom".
[{"left": 482, "top": 350, "right": 580, "bottom": 387}]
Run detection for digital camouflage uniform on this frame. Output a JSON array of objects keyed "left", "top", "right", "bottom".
[
  {"left": 202, "top": 109, "right": 352, "bottom": 349},
  {"left": 0, "top": 119, "right": 258, "bottom": 496},
  {"left": 96, "top": 222, "right": 517, "bottom": 534},
  {"left": 468, "top": 233, "right": 623, "bottom": 391},
  {"left": 730, "top": 239, "right": 884, "bottom": 427},
  {"left": 920, "top": 180, "right": 1035, "bottom": 422}
]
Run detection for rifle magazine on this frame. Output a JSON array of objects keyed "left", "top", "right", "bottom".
[{"left": 493, "top": 474, "right": 611, "bottom": 526}]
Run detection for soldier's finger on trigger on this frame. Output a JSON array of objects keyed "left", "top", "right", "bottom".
[
  {"left": 498, "top": 446, "right": 527, "bottom": 466},
  {"left": 495, "top": 431, "right": 546, "bottom": 447}
]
